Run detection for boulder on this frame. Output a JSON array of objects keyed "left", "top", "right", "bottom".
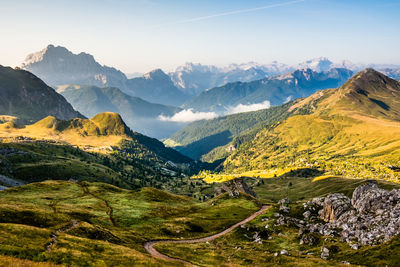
[
  {"left": 320, "top": 193, "right": 352, "bottom": 222},
  {"left": 215, "top": 178, "right": 257, "bottom": 198},
  {"left": 352, "top": 182, "right": 400, "bottom": 214}
]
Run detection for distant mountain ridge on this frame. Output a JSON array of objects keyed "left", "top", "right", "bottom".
[
  {"left": 21, "top": 45, "right": 127, "bottom": 89},
  {"left": 0, "top": 65, "right": 84, "bottom": 123},
  {"left": 168, "top": 62, "right": 292, "bottom": 96},
  {"left": 125, "top": 69, "right": 190, "bottom": 106},
  {"left": 183, "top": 68, "right": 353, "bottom": 113},
  {"left": 21, "top": 45, "right": 190, "bottom": 106}
]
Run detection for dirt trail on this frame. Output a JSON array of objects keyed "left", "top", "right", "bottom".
[
  {"left": 144, "top": 205, "right": 270, "bottom": 267},
  {"left": 46, "top": 220, "right": 79, "bottom": 252},
  {"left": 78, "top": 183, "right": 117, "bottom": 226}
]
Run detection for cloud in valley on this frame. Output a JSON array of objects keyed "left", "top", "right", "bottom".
[
  {"left": 158, "top": 109, "right": 219, "bottom": 123},
  {"left": 226, "top": 100, "right": 271, "bottom": 114}
]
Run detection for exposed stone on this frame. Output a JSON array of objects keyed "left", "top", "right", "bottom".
[
  {"left": 280, "top": 249, "right": 289, "bottom": 255},
  {"left": 320, "top": 246, "right": 329, "bottom": 260},
  {"left": 299, "top": 233, "right": 318, "bottom": 246},
  {"left": 320, "top": 193, "right": 352, "bottom": 222},
  {"left": 302, "top": 183, "right": 400, "bottom": 247},
  {"left": 215, "top": 178, "right": 257, "bottom": 198}
]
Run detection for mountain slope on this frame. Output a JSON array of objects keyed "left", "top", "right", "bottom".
[
  {"left": 125, "top": 69, "right": 190, "bottom": 106},
  {"left": 0, "top": 65, "right": 84, "bottom": 123},
  {"left": 222, "top": 69, "right": 400, "bottom": 181},
  {"left": 21, "top": 45, "right": 127, "bottom": 89},
  {"left": 183, "top": 68, "right": 353, "bottom": 113},
  {"left": 165, "top": 101, "right": 297, "bottom": 160},
  {"left": 57, "top": 85, "right": 182, "bottom": 137}
]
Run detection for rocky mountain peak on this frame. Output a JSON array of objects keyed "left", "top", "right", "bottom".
[{"left": 143, "top": 69, "right": 169, "bottom": 80}]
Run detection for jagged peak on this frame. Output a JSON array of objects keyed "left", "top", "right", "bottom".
[{"left": 143, "top": 68, "right": 168, "bottom": 80}]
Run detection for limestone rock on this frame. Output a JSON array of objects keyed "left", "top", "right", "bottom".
[{"left": 319, "top": 193, "right": 352, "bottom": 222}]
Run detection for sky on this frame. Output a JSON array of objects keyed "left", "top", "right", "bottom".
[{"left": 1, "top": 0, "right": 400, "bottom": 73}]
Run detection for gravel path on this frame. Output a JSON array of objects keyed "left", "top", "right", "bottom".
[{"left": 144, "top": 205, "right": 270, "bottom": 266}]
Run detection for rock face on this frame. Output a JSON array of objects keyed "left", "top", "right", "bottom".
[
  {"left": 22, "top": 45, "right": 127, "bottom": 89},
  {"left": 21, "top": 45, "right": 190, "bottom": 106},
  {"left": 319, "top": 193, "right": 351, "bottom": 222},
  {"left": 301, "top": 182, "right": 400, "bottom": 247},
  {"left": 215, "top": 178, "right": 257, "bottom": 198}
]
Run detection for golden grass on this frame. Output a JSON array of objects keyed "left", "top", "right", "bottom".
[{"left": 0, "top": 255, "right": 61, "bottom": 267}]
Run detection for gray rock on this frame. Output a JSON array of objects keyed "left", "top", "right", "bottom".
[
  {"left": 320, "top": 193, "right": 352, "bottom": 222},
  {"left": 280, "top": 249, "right": 289, "bottom": 255},
  {"left": 320, "top": 246, "right": 330, "bottom": 260}
]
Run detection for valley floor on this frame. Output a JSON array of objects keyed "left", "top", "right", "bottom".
[{"left": 1, "top": 177, "right": 400, "bottom": 266}]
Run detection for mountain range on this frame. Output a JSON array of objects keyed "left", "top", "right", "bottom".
[
  {"left": 183, "top": 68, "right": 353, "bottom": 114},
  {"left": 21, "top": 45, "right": 190, "bottom": 106}
]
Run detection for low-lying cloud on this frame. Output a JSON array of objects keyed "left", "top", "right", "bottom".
[
  {"left": 226, "top": 100, "right": 271, "bottom": 114},
  {"left": 158, "top": 109, "right": 218, "bottom": 123}
]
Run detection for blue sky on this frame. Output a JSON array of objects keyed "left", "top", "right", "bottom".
[{"left": 1, "top": 0, "right": 399, "bottom": 72}]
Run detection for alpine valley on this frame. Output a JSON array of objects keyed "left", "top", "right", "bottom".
[{"left": 1, "top": 10, "right": 400, "bottom": 265}]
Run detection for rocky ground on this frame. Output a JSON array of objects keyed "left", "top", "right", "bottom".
[{"left": 274, "top": 181, "right": 400, "bottom": 260}]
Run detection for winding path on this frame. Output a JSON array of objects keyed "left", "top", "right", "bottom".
[{"left": 144, "top": 205, "right": 270, "bottom": 266}]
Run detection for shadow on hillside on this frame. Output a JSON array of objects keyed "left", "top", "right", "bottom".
[{"left": 175, "top": 130, "right": 232, "bottom": 160}]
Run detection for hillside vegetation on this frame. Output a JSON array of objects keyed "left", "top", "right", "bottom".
[
  {"left": 216, "top": 69, "right": 400, "bottom": 183},
  {"left": 165, "top": 101, "right": 297, "bottom": 161},
  {"left": 0, "top": 180, "right": 259, "bottom": 266}
]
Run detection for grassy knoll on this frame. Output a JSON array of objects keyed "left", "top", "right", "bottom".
[{"left": 0, "top": 180, "right": 259, "bottom": 266}]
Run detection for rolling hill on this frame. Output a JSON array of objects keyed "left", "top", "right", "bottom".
[
  {"left": 0, "top": 65, "right": 84, "bottom": 123},
  {"left": 183, "top": 68, "right": 353, "bottom": 114},
  {"left": 220, "top": 69, "right": 400, "bottom": 182}
]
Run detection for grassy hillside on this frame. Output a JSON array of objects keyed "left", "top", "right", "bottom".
[
  {"left": 0, "top": 65, "right": 83, "bottom": 123},
  {"left": 215, "top": 69, "right": 400, "bottom": 183},
  {"left": 165, "top": 101, "right": 297, "bottom": 161},
  {"left": 0, "top": 180, "right": 259, "bottom": 266}
]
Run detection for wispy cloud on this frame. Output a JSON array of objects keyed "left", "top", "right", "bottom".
[
  {"left": 226, "top": 100, "right": 271, "bottom": 114},
  {"left": 158, "top": 109, "right": 218, "bottom": 123},
  {"left": 147, "top": 0, "right": 305, "bottom": 28}
]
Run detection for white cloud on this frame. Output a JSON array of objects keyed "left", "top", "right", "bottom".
[
  {"left": 158, "top": 109, "right": 218, "bottom": 123},
  {"left": 226, "top": 100, "right": 271, "bottom": 115},
  {"left": 284, "top": 95, "right": 293, "bottom": 103}
]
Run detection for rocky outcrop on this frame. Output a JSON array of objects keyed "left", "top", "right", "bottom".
[
  {"left": 319, "top": 193, "right": 351, "bottom": 222},
  {"left": 215, "top": 178, "right": 257, "bottom": 198},
  {"left": 300, "top": 182, "right": 400, "bottom": 247}
]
